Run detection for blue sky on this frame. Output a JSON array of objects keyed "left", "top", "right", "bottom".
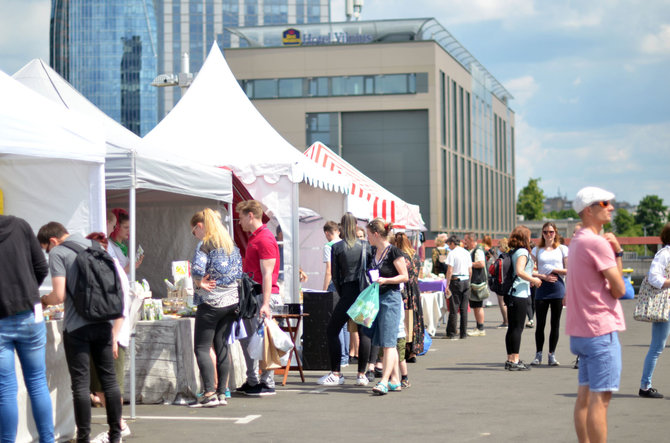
[{"left": 2, "top": 0, "right": 669, "bottom": 207}]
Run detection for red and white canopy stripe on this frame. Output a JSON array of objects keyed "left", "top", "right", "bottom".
[{"left": 304, "top": 142, "right": 426, "bottom": 231}]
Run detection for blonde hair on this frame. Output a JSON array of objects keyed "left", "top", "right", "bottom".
[{"left": 191, "top": 208, "right": 234, "bottom": 253}]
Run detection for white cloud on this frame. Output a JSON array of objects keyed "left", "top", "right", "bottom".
[
  {"left": 640, "top": 24, "right": 670, "bottom": 55},
  {"left": 504, "top": 75, "right": 538, "bottom": 105},
  {"left": 572, "top": 77, "right": 582, "bottom": 86},
  {"left": 515, "top": 119, "right": 670, "bottom": 204}
]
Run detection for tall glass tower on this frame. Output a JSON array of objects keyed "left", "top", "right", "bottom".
[
  {"left": 156, "top": 0, "right": 331, "bottom": 118},
  {"left": 50, "top": 0, "right": 158, "bottom": 136}
]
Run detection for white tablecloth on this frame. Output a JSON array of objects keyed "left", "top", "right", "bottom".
[{"left": 421, "top": 292, "right": 447, "bottom": 336}]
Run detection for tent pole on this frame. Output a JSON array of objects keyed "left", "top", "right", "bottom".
[
  {"left": 291, "top": 183, "right": 299, "bottom": 303},
  {"left": 129, "top": 153, "right": 137, "bottom": 419}
]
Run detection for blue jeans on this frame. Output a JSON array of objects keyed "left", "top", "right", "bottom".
[
  {"left": 0, "top": 311, "right": 54, "bottom": 443},
  {"left": 640, "top": 321, "right": 670, "bottom": 389}
]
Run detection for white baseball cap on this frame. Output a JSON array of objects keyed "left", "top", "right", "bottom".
[{"left": 574, "top": 186, "right": 615, "bottom": 213}]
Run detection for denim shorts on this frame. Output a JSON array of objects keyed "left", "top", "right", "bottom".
[{"left": 570, "top": 332, "right": 621, "bottom": 392}]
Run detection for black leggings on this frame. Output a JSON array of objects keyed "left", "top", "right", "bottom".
[
  {"left": 194, "top": 303, "right": 238, "bottom": 394},
  {"left": 505, "top": 297, "right": 528, "bottom": 355},
  {"left": 535, "top": 298, "right": 563, "bottom": 353},
  {"left": 327, "top": 281, "right": 371, "bottom": 373}
]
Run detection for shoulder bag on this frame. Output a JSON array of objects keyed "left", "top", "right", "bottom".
[{"left": 634, "top": 259, "right": 670, "bottom": 322}]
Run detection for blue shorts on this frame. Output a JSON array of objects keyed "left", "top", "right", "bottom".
[{"left": 570, "top": 332, "right": 621, "bottom": 392}]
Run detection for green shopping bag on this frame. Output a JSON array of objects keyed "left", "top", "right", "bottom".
[{"left": 347, "top": 282, "right": 380, "bottom": 328}]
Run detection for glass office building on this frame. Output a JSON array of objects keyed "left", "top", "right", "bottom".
[
  {"left": 156, "top": 0, "right": 331, "bottom": 117},
  {"left": 50, "top": 0, "right": 158, "bottom": 136}
]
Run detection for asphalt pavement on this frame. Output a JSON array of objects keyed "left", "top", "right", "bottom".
[{"left": 90, "top": 299, "right": 670, "bottom": 442}]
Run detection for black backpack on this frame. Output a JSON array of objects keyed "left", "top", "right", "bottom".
[
  {"left": 487, "top": 248, "right": 518, "bottom": 297},
  {"left": 237, "top": 273, "right": 263, "bottom": 319},
  {"left": 62, "top": 240, "right": 124, "bottom": 321}
]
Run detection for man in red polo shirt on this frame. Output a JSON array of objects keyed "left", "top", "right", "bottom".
[{"left": 235, "top": 200, "right": 280, "bottom": 396}]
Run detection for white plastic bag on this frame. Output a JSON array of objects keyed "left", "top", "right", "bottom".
[
  {"left": 248, "top": 324, "right": 265, "bottom": 360},
  {"left": 266, "top": 318, "right": 294, "bottom": 353}
]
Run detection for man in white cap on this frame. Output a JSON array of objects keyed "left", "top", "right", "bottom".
[{"left": 565, "top": 186, "right": 625, "bottom": 443}]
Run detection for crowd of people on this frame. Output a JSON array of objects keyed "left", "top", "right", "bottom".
[{"left": 1, "top": 187, "right": 670, "bottom": 442}]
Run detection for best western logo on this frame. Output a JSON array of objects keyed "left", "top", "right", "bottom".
[{"left": 282, "top": 28, "right": 301, "bottom": 46}]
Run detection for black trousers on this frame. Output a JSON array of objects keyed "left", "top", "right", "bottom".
[
  {"left": 63, "top": 323, "right": 122, "bottom": 443},
  {"left": 447, "top": 279, "right": 470, "bottom": 338},
  {"left": 535, "top": 298, "right": 563, "bottom": 353},
  {"left": 327, "top": 281, "right": 371, "bottom": 373},
  {"left": 194, "top": 303, "right": 238, "bottom": 394},
  {"left": 505, "top": 297, "right": 528, "bottom": 355}
]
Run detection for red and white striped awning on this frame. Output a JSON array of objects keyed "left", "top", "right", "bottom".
[{"left": 304, "top": 142, "right": 426, "bottom": 231}]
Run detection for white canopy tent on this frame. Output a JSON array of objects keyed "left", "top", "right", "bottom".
[
  {"left": 0, "top": 69, "right": 106, "bottom": 234},
  {"left": 0, "top": 69, "right": 107, "bottom": 442},
  {"left": 143, "top": 43, "right": 351, "bottom": 301},
  {"left": 13, "top": 59, "right": 234, "bottom": 292}
]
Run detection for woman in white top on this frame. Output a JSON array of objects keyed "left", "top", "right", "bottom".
[
  {"left": 638, "top": 223, "right": 670, "bottom": 398},
  {"left": 530, "top": 222, "right": 568, "bottom": 366}
]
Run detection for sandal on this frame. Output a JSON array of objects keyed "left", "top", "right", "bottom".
[
  {"left": 388, "top": 382, "right": 402, "bottom": 392},
  {"left": 372, "top": 382, "right": 388, "bottom": 395},
  {"left": 401, "top": 379, "right": 411, "bottom": 388}
]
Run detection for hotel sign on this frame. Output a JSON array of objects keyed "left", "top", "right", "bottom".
[{"left": 282, "top": 29, "right": 373, "bottom": 46}]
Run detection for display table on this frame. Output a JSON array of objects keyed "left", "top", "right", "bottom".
[
  {"left": 419, "top": 279, "right": 447, "bottom": 336},
  {"left": 17, "top": 320, "right": 75, "bottom": 443},
  {"left": 128, "top": 318, "right": 246, "bottom": 404}
]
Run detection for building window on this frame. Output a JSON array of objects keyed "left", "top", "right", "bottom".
[
  {"left": 278, "top": 78, "right": 302, "bottom": 97},
  {"left": 306, "top": 112, "right": 339, "bottom": 148},
  {"left": 440, "top": 71, "right": 446, "bottom": 146},
  {"left": 452, "top": 153, "right": 458, "bottom": 228},
  {"left": 308, "top": 77, "right": 328, "bottom": 96},
  {"left": 465, "top": 91, "right": 471, "bottom": 157},
  {"left": 254, "top": 79, "right": 277, "bottom": 98},
  {"left": 442, "top": 148, "right": 447, "bottom": 227},
  {"left": 452, "top": 80, "right": 458, "bottom": 151}
]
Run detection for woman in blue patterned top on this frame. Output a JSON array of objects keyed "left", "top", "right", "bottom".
[{"left": 190, "top": 208, "right": 242, "bottom": 407}]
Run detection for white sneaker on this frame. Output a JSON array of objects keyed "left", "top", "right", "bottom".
[
  {"left": 356, "top": 375, "right": 369, "bottom": 386},
  {"left": 466, "top": 329, "right": 486, "bottom": 337},
  {"left": 91, "top": 432, "right": 109, "bottom": 443},
  {"left": 317, "top": 372, "right": 344, "bottom": 386},
  {"left": 121, "top": 424, "right": 131, "bottom": 438}
]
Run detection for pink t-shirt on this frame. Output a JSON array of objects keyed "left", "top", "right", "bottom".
[{"left": 565, "top": 229, "right": 625, "bottom": 337}]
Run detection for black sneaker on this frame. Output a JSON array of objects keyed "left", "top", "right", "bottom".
[
  {"left": 504, "top": 361, "right": 512, "bottom": 370},
  {"left": 365, "top": 370, "right": 375, "bottom": 382},
  {"left": 349, "top": 356, "right": 358, "bottom": 364},
  {"left": 508, "top": 361, "right": 531, "bottom": 371},
  {"left": 243, "top": 383, "right": 263, "bottom": 396},
  {"left": 639, "top": 388, "right": 664, "bottom": 399},
  {"left": 258, "top": 382, "right": 276, "bottom": 396},
  {"left": 235, "top": 381, "right": 254, "bottom": 395},
  {"left": 374, "top": 368, "right": 383, "bottom": 379}
]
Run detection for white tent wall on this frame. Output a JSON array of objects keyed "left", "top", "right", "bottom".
[
  {"left": 0, "top": 158, "right": 105, "bottom": 234},
  {"left": 106, "top": 191, "right": 229, "bottom": 297},
  {"left": 298, "top": 217, "right": 328, "bottom": 291}
]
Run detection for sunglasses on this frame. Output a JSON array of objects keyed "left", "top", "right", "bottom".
[
  {"left": 542, "top": 230, "right": 555, "bottom": 235},
  {"left": 591, "top": 201, "right": 610, "bottom": 208}
]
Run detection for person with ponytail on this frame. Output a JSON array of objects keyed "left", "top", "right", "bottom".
[
  {"left": 366, "top": 218, "right": 408, "bottom": 395},
  {"left": 108, "top": 208, "right": 143, "bottom": 276},
  {"left": 189, "top": 208, "right": 242, "bottom": 407},
  {"left": 317, "top": 213, "right": 373, "bottom": 386}
]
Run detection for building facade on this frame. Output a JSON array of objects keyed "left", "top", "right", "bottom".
[
  {"left": 223, "top": 19, "right": 516, "bottom": 237},
  {"left": 50, "top": 0, "right": 158, "bottom": 136},
  {"left": 156, "top": 0, "right": 331, "bottom": 117}
]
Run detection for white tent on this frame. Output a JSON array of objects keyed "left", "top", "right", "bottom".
[
  {"left": 0, "top": 69, "right": 107, "bottom": 442},
  {"left": 143, "top": 43, "right": 351, "bottom": 301},
  {"left": 0, "top": 70, "right": 106, "bottom": 234},
  {"left": 305, "top": 142, "right": 427, "bottom": 231},
  {"left": 13, "top": 59, "right": 235, "bottom": 292}
]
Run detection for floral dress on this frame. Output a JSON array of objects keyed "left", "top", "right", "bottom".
[{"left": 402, "top": 252, "right": 425, "bottom": 356}]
